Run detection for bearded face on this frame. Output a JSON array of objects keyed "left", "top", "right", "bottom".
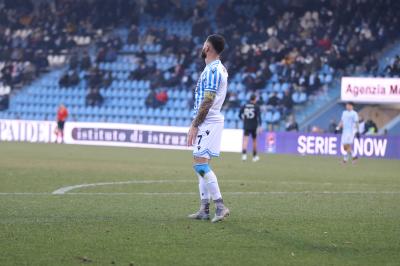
[
  {"left": 201, "top": 47, "right": 207, "bottom": 59},
  {"left": 201, "top": 42, "right": 209, "bottom": 59}
]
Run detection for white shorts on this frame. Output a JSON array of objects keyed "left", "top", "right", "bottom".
[
  {"left": 341, "top": 132, "right": 355, "bottom": 145},
  {"left": 193, "top": 121, "right": 224, "bottom": 159}
]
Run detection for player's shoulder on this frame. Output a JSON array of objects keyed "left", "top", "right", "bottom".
[{"left": 207, "top": 60, "right": 227, "bottom": 75}]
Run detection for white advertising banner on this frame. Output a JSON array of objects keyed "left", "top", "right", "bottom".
[
  {"left": 341, "top": 77, "right": 400, "bottom": 103},
  {"left": 0, "top": 119, "right": 243, "bottom": 153},
  {"left": 0, "top": 119, "right": 57, "bottom": 142}
]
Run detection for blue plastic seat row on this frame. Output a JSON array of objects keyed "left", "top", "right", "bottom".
[
  {"left": 98, "top": 62, "right": 136, "bottom": 71},
  {"left": 110, "top": 80, "right": 150, "bottom": 90},
  {"left": 121, "top": 44, "right": 162, "bottom": 53}
]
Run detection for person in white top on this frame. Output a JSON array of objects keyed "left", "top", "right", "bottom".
[
  {"left": 336, "top": 102, "right": 360, "bottom": 163},
  {"left": 187, "top": 34, "right": 230, "bottom": 223}
]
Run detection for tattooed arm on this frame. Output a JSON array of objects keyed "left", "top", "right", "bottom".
[
  {"left": 192, "top": 91, "right": 216, "bottom": 127},
  {"left": 187, "top": 91, "right": 216, "bottom": 146}
]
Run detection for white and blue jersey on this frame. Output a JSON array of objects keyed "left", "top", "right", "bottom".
[
  {"left": 341, "top": 110, "right": 359, "bottom": 144},
  {"left": 193, "top": 59, "right": 228, "bottom": 124}
]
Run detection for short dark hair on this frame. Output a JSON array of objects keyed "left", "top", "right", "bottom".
[
  {"left": 250, "top": 94, "right": 257, "bottom": 101},
  {"left": 207, "top": 34, "right": 225, "bottom": 54},
  {"left": 347, "top": 101, "right": 354, "bottom": 106}
]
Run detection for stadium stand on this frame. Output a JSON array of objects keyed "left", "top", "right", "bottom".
[{"left": 1, "top": 0, "right": 400, "bottom": 129}]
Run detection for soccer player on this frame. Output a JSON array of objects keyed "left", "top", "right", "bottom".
[
  {"left": 239, "top": 94, "right": 261, "bottom": 162},
  {"left": 336, "top": 102, "right": 360, "bottom": 163},
  {"left": 187, "top": 34, "right": 230, "bottom": 223},
  {"left": 55, "top": 104, "right": 68, "bottom": 143}
]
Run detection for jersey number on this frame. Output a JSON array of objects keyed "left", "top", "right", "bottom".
[
  {"left": 244, "top": 108, "right": 255, "bottom": 119},
  {"left": 197, "top": 135, "right": 203, "bottom": 145}
]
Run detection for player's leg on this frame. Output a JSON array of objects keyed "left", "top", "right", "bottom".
[
  {"left": 341, "top": 133, "right": 351, "bottom": 163},
  {"left": 350, "top": 144, "right": 358, "bottom": 163},
  {"left": 343, "top": 144, "right": 351, "bottom": 163},
  {"left": 188, "top": 156, "right": 211, "bottom": 220},
  {"left": 252, "top": 130, "right": 259, "bottom": 162},
  {"left": 54, "top": 127, "right": 59, "bottom": 143},
  {"left": 60, "top": 121, "right": 65, "bottom": 143},
  {"left": 242, "top": 131, "right": 249, "bottom": 161},
  {"left": 193, "top": 157, "right": 229, "bottom": 223},
  {"left": 55, "top": 121, "right": 62, "bottom": 143},
  {"left": 190, "top": 122, "right": 229, "bottom": 223},
  {"left": 351, "top": 134, "right": 358, "bottom": 163}
]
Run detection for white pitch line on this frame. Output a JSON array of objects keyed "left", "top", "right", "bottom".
[
  {"left": 51, "top": 179, "right": 400, "bottom": 195},
  {"left": 0, "top": 192, "right": 50, "bottom": 195},
  {"left": 1, "top": 191, "right": 400, "bottom": 196},
  {"left": 54, "top": 191, "right": 400, "bottom": 195},
  {"left": 51, "top": 180, "right": 194, "bottom": 195}
]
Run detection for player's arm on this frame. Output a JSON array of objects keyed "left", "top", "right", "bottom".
[
  {"left": 192, "top": 69, "right": 219, "bottom": 127},
  {"left": 336, "top": 112, "right": 344, "bottom": 131},
  {"left": 256, "top": 105, "right": 262, "bottom": 132},
  {"left": 354, "top": 113, "right": 360, "bottom": 138},
  {"left": 187, "top": 70, "right": 219, "bottom": 146},
  {"left": 256, "top": 106, "right": 262, "bottom": 126},
  {"left": 239, "top": 105, "right": 244, "bottom": 120},
  {"left": 192, "top": 91, "right": 216, "bottom": 127}
]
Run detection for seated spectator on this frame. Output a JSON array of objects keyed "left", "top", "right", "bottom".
[
  {"left": 127, "top": 25, "right": 139, "bottom": 44},
  {"left": 155, "top": 90, "right": 168, "bottom": 107},
  {"left": 267, "top": 92, "right": 279, "bottom": 108},
  {"left": 130, "top": 62, "right": 150, "bottom": 80},
  {"left": 0, "top": 85, "right": 11, "bottom": 111},
  {"left": 226, "top": 92, "right": 240, "bottom": 109},
  {"left": 59, "top": 70, "right": 80, "bottom": 87},
  {"left": 280, "top": 90, "right": 293, "bottom": 114},
  {"left": 285, "top": 115, "right": 299, "bottom": 132},
  {"left": 328, "top": 119, "right": 338, "bottom": 133},
  {"left": 145, "top": 90, "right": 157, "bottom": 108},
  {"left": 87, "top": 67, "right": 104, "bottom": 88},
  {"left": 86, "top": 88, "right": 104, "bottom": 107},
  {"left": 80, "top": 51, "right": 92, "bottom": 70},
  {"left": 384, "top": 55, "right": 400, "bottom": 77},
  {"left": 104, "top": 44, "right": 117, "bottom": 62},
  {"left": 364, "top": 119, "right": 378, "bottom": 135}
]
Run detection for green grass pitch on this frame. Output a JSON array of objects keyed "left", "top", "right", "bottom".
[{"left": 0, "top": 142, "right": 400, "bottom": 266}]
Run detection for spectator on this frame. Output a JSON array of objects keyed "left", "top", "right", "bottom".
[
  {"left": 0, "top": 85, "right": 11, "bottom": 111},
  {"left": 155, "top": 90, "right": 168, "bottom": 107},
  {"left": 85, "top": 88, "right": 104, "bottom": 107},
  {"left": 145, "top": 90, "right": 157, "bottom": 108},
  {"left": 328, "top": 119, "right": 338, "bottom": 133},
  {"left": 127, "top": 25, "right": 139, "bottom": 44},
  {"left": 59, "top": 70, "right": 80, "bottom": 87},
  {"left": 80, "top": 51, "right": 92, "bottom": 70},
  {"left": 280, "top": 90, "right": 293, "bottom": 114},
  {"left": 285, "top": 115, "right": 299, "bottom": 132},
  {"left": 267, "top": 92, "right": 279, "bottom": 108},
  {"left": 364, "top": 119, "right": 378, "bottom": 135}
]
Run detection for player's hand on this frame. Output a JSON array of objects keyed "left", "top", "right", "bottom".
[
  {"left": 257, "top": 127, "right": 263, "bottom": 134},
  {"left": 355, "top": 132, "right": 361, "bottom": 139},
  {"left": 187, "top": 125, "right": 198, "bottom": 146}
]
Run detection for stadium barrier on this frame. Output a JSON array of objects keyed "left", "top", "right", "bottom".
[
  {"left": 260, "top": 132, "right": 400, "bottom": 159},
  {"left": 1, "top": 119, "right": 399, "bottom": 159},
  {"left": 0, "top": 119, "right": 242, "bottom": 152},
  {"left": 341, "top": 77, "right": 400, "bottom": 103}
]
